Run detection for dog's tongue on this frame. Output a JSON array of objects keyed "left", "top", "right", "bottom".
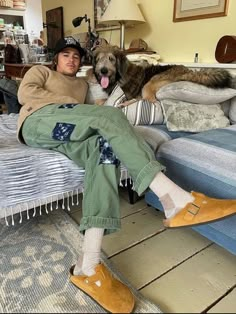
[{"left": 101, "top": 76, "right": 109, "bottom": 89}]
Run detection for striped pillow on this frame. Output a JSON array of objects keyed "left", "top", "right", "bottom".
[{"left": 104, "top": 85, "right": 164, "bottom": 125}]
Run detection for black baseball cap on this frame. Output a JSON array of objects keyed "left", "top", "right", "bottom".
[{"left": 54, "top": 36, "right": 85, "bottom": 57}]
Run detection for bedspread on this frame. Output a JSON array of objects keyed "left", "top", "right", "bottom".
[{"left": 0, "top": 114, "right": 129, "bottom": 225}]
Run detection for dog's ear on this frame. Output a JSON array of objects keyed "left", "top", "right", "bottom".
[{"left": 114, "top": 49, "right": 129, "bottom": 77}]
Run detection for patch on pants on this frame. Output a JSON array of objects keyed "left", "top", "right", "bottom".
[
  {"left": 98, "top": 137, "right": 120, "bottom": 167},
  {"left": 52, "top": 122, "right": 75, "bottom": 141},
  {"left": 58, "top": 104, "right": 78, "bottom": 109}
]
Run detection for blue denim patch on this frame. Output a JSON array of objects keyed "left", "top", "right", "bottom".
[
  {"left": 58, "top": 104, "right": 78, "bottom": 109},
  {"left": 98, "top": 137, "right": 120, "bottom": 167},
  {"left": 52, "top": 122, "right": 75, "bottom": 141}
]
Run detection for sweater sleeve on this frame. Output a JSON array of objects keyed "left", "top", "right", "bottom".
[{"left": 18, "top": 65, "right": 79, "bottom": 106}]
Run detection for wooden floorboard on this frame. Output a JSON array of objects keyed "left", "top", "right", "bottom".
[
  {"left": 109, "top": 228, "right": 212, "bottom": 289},
  {"left": 207, "top": 287, "right": 236, "bottom": 313},
  {"left": 68, "top": 188, "right": 236, "bottom": 313},
  {"left": 140, "top": 245, "right": 236, "bottom": 313},
  {"left": 102, "top": 207, "right": 165, "bottom": 257}
]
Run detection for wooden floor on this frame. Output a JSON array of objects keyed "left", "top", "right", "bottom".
[{"left": 68, "top": 187, "right": 236, "bottom": 313}]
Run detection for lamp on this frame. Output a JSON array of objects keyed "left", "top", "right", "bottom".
[
  {"left": 72, "top": 14, "right": 92, "bottom": 51},
  {"left": 99, "top": 0, "right": 146, "bottom": 50}
]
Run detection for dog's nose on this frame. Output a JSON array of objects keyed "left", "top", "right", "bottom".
[{"left": 100, "top": 67, "right": 108, "bottom": 75}]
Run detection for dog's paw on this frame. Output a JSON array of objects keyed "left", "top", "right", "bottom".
[{"left": 142, "top": 95, "right": 158, "bottom": 103}]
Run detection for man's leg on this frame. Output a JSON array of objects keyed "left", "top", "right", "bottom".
[
  {"left": 22, "top": 103, "right": 164, "bottom": 194},
  {"left": 22, "top": 107, "right": 134, "bottom": 313}
]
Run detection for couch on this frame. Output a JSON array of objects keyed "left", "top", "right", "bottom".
[
  {"left": 142, "top": 82, "right": 236, "bottom": 256},
  {"left": 145, "top": 124, "right": 236, "bottom": 256}
]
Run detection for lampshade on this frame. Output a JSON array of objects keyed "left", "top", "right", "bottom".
[{"left": 99, "top": 0, "right": 146, "bottom": 49}]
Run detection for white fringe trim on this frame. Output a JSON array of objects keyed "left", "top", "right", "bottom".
[
  {"left": 1, "top": 167, "right": 130, "bottom": 226},
  {"left": 1, "top": 188, "right": 84, "bottom": 226}
]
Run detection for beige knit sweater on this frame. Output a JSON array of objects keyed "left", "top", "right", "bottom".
[{"left": 17, "top": 65, "right": 88, "bottom": 142}]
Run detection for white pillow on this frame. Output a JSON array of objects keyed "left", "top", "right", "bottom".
[
  {"left": 161, "top": 99, "right": 230, "bottom": 132},
  {"left": 156, "top": 81, "right": 236, "bottom": 105}
]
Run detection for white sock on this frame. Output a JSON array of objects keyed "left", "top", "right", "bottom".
[
  {"left": 149, "top": 172, "right": 194, "bottom": 218},
  {"left": 74, "top": 227, "right": 104, "bottom": 277}
]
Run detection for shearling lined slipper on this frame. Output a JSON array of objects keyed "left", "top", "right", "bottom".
[
  {"left": 69, "top": 263, "right": 135, "bottom": 313},
  {"left": 163, "top": 191, "right": 236, "bottom": 228}
]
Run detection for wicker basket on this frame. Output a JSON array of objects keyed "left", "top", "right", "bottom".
[{"left": 0, "top": 0, "right": 13, "bottom": 8}]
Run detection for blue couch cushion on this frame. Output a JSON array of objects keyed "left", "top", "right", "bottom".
[
  {"left": 145, "top": 124, "right": 196, "bottom": 140},
  {"left": 157, "top": 125, "right": 236, "bottom": 198},
  {"left": 134, "top": 124, "right": 196, "bottom": 154}
]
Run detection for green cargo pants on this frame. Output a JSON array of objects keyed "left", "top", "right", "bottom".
[{"left": 21, "top": 104, "right": 165, "bottom": 234}]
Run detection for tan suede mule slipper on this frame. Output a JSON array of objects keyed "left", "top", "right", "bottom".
[
  {"left": 164, "top": 191, "right": 236, "bottom": 228},
  {"left": 69, "top": 263, "right": 135, "bottom": 313}
]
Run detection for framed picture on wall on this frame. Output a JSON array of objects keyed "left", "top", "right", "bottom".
[
  {"left": 94, "top": 0, "right": 119, "bottom": 31},
  {"left": 173, "top": 0, "right": 229, "bottom": 22}
]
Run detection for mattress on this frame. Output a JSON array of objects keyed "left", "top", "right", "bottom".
[{"left": 0, "top": 114, "right": 129, "bottom": 225}]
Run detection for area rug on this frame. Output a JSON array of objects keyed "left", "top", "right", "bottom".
[{"left": 0, "top": 209, "right": 162, "bottom": 313}]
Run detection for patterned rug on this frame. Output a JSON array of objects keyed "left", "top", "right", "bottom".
[{"left": 0, "top": 209, "right": 162, "bottom": 313}]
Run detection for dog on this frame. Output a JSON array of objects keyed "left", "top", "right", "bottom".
[{"left": 92, "top": 46, "right": 232, "bottom": 104}]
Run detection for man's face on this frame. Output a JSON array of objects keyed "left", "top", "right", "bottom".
[{"left": 56, "top": 47, "right": 81, "bottom": 76}]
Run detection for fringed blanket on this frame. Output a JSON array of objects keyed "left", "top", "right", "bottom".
[{"left": 0, "top": 114, "right": 129, "bottom": 225}]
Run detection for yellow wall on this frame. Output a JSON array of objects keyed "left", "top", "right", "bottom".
[
  {"left": 132, "top": 0, "right": 236, "bottom": 63},
  {"left": 41, "top": 0, "right": 236, "bottom": 63}
]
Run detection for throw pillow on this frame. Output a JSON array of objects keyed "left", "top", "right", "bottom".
[
  {"left": 103, "top": 84, "right": 127, "bottom": 106},
  {"left": 156, "top": 81, "right": 236, "bottom": 105},
  {"left": 161, "top": 99, "right": 230, "bottom": 132},
  {"left": 104, "top": 84, "right": 164, "bottom": 125}
]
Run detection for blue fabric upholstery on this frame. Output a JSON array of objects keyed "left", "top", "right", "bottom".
[{"left": 145, "top": 125, "right": 236, "bottom": 255}]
